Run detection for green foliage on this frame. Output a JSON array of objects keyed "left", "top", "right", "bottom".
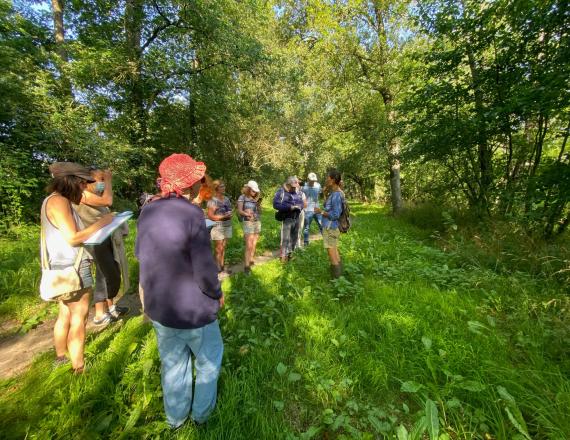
[
  {"left": 402, "top": 0, "right": 570, "bottom": 230},
  {"left": 0, "top": 203, "right": 568, "bottom": 439}
]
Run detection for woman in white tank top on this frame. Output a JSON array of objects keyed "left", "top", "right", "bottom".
[{"left": 42, "top": 162, "right": 114, "bottom": 373}]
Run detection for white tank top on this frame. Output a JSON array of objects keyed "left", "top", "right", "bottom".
[{"left": 41, "top": 194, "right": 87, "bottom": 267}]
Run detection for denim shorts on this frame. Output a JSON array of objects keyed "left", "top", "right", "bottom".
[{"left": 242, "top": 220, "right": 261, "bottom": 235}]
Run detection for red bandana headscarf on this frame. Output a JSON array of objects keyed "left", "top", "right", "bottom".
[{"left": 158, "top": 153, "right": 207, "bottom": 197}]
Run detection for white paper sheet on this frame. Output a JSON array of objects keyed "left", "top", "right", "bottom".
[{"left": 83, "top": 211, "right": 133, "bottom": 245}]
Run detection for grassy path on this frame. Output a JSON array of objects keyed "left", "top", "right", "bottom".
[
  {"left": 0, "top": 231, "right": 321, "bottom": 379},
  {"left": 0, "top": 203, "right": 568, "bottom": 439}
]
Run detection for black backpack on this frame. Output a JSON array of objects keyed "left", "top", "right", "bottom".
[
  {"left": 274, "top": 188, "right": 287, "bottom": 221},
  {"left": 338, "top": 194, "right": 351, "bottom": 233}
]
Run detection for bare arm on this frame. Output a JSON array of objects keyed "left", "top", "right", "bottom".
[
  {"left": 81, "top": 170, "right": 113, "bottom": 206},
  {"left": 207, "top": 205, "right": 231, "bottom": 221},
  {"left": 46, "top": 196, "right": 114, "bottom": 246},
  {"left": 236, "top": 199, "right": 252, "bottom": 219}
]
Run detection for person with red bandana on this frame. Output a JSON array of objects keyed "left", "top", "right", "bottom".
[{"left": 135, "top": 153, "right": 224, "bottom": 429}]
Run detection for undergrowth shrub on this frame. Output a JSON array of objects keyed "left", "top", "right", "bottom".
[{"left": 401, "top": 203, "right": 570, "bottom": 289}]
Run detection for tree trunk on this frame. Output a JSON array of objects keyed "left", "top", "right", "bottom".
[
  {"left": 466, "top": 49, "right": 492, "bottom": 215},
  {"left": 124, "top": 0, "right": 147, "bottom": 196},
  {"left": 387, "top": 109, "right": 403, "bottom": 214},
  {"left": 371, "top": 1, "right": 403, "bottom": 215},
  {"left": 51, "top": 0, "right": 72, "bottom": 96},
  {"left": 125, "top": 0, "right": 146, "bottom": 147}
]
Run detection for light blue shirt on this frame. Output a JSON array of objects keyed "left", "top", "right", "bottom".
[
  {"left": 302, "top": 183, "right": 321, "bottom": 212},
  {"left": 322, "top": 191, "right": 343, "bottom": 230}
]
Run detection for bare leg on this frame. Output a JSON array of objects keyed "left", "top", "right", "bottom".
[
  {"left": 250, "top": 234, "right": 259, "bottom": 263},
  {"left": 65, "top": 290, "right": 91, "bottom": 370},
  {"left": 94, "top": 301, "right": 109, "bottom": 320},
  {"left": 244, "top": 234, "right": 251, "bottom": 267},
  {"left": 327, "top": 247, "right": 341, "bottom": 265},
  {"left": 54, "top": 301, "right": 71, "bottom": 357},
  {"left": 214, "top": 240, "right": 224, "bottom": 270},
  {"left": 220, "top": 239, "right": 227, "bottom": 268}
]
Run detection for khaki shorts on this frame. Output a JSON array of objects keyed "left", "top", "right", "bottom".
[
  {"left": 211, "top": 223, "right": 233, "bottom": 241},
  {"left": 242, "top": 220, "right": 261, "bottom": 235},
  {"left": 323, "top": 228, "right": 340, "bottom": 248}
]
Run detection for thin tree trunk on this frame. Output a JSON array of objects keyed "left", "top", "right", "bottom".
[
  {"left": 466, "top": 49, "right": 492, "bottom": 215},
  {"left": 125, "top": 0, "right": 146, "bottom": 146},
  {"left": 557, "top": 119, "right": 569, "bottom": 162},
  {"left": 51, "top": 0, "right": 72, "bottom": 96},
  {"left": 124, "top": 0, "right": 147, "bottom": 197},
  {"left": 371, "top": 1, "right": 402, "bottom": 215},
  {"left": 51, "top": 0, "right": 66, "bottom": 60}
]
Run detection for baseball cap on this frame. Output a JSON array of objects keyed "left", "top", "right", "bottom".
[{"left": 247, "top": 180, "right": 260, "bottom": 193}]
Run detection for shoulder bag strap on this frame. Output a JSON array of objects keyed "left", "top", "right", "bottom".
[{"left": 41, "top": 195, "right": 85, "bottom": 271}]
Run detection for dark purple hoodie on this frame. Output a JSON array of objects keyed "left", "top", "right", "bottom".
[{"left": 135, "top": 195, "right": 222, "bottom": 329}]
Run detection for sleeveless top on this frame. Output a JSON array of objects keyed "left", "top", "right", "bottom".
[
  {"left": 237, "top": 195, "right": 260, "bottom": 221},
  {"left": 207, "top": 196, "right": 232, "bottom": 227},
  {"left": 41, "top": 194, "right": 89, "bottom": 267}
]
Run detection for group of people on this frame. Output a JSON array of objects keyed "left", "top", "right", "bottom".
[
  {"left": 39, "top": 153, "right": 346, "bottom": 429},
  {"left": 272, "top": 172, "right": 345, "bottom": 278}
]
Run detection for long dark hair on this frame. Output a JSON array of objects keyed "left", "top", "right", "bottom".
[{"left": 46, "top": 175, "right": 85, "bottom": 204}]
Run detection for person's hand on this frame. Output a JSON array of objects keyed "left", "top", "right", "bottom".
[
  {"left": 219, "top": 294, "right": 225, "bottom": 308},
  {"left": 103, "top": 169, "right": 113, "bottom": 182},
  {"left": 314, "top": 207, "right": 321, "bottom": 214},
  {"left": 99, "top": 213, "right": 115, "bottom": 227}
]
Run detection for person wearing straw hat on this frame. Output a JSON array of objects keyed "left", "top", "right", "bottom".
[
  {"left": 42, "top": 162, "right": 114, "bottom": 373},
  {"left": 237, "top": 180, "right": 262, "bottom": 274},
  {"left": 135, "top": 153, "right": 224, "bottom": 429}
]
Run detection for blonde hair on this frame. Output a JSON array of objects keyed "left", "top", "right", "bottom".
[
  {"left": 212, "top": 179, "right": 225, "bottom": 193},
  {"left": 243, "top": 185, "right": 260, "bottom": 201}
]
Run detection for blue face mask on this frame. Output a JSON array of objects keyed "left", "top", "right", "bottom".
[{"left": 95, "top": 182, "right": 105, "bottom": 193}]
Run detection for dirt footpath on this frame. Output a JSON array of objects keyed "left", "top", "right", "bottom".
[{"left": 0, "top": 236, "right": 320, "bottom": 379}]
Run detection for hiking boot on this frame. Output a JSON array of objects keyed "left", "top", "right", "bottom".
[
  {"left": 244, "top": 266, "right": 251, "bottom": 275},
  {"left": 330, "top": 264, "right": 342, "bottom": 279}
]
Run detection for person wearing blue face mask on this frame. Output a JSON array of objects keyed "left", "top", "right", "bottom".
[{"left": 73, "top": 169, "right": 130, "bottom": 325}]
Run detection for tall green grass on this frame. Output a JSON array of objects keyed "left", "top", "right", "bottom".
[
  {"left": 0, "top": 203, "right": 568, "bottom": 439},
  {"left": 0, "top": 199, "right": 287, "bottom": 326}
]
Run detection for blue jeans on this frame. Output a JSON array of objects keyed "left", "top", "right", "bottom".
[
  {"left": 280, "top": 216, "right": 300, "bottom": 257},
  {"left": 303, "top": 211, "right": 322, "bottom": 245},
  {"left": 152, "top": 320, "right": 224, "bottom": 428}
]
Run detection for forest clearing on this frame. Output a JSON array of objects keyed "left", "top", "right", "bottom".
[
  {"left": 1, "top": 0, "right": 569, "bottom": 439},
  {"left": 1, "top": 204, "right": 569, "bottom": 439}
]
